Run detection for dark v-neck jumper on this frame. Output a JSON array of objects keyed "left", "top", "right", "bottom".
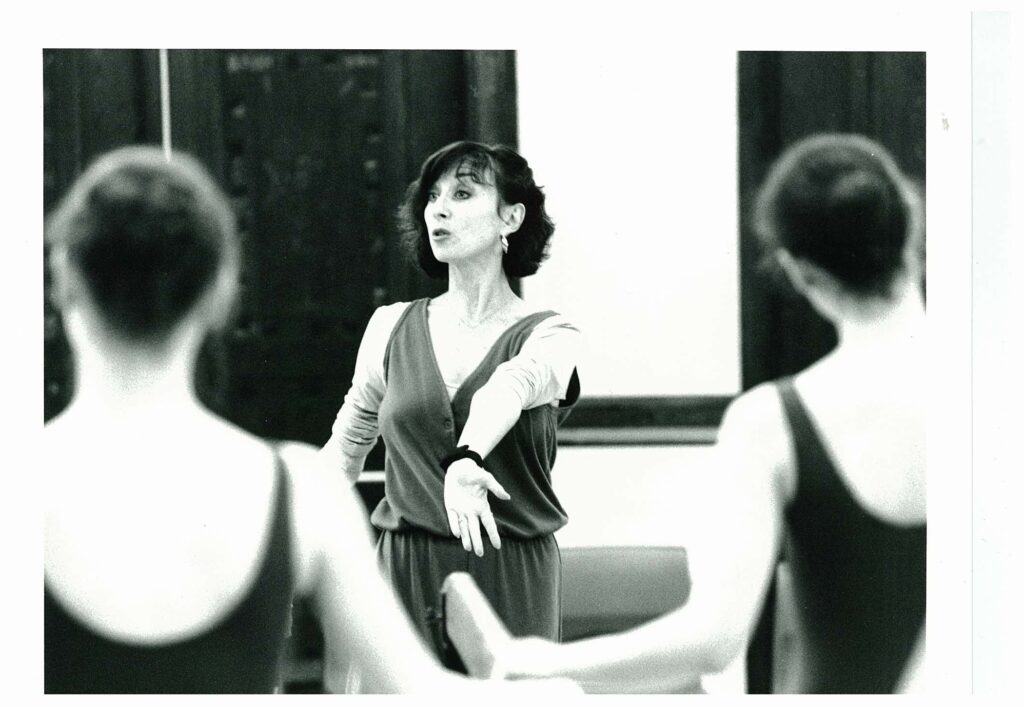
[
  {"left": 372, "top": 298, "right": 573, "bottom": 537},
  {"left": 371, "top": 298, "right": 577, "bottom": 663}
]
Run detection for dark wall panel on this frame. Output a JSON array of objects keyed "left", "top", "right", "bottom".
[{"left": 210, "top": 50, "right": 390, "bottom": 442}]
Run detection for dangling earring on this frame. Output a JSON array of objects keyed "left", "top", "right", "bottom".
[{"left": 500, "top": 233, "right": 509, "bottom": 254}]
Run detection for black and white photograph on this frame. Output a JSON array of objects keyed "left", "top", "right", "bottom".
[{"left": 6, "top": 0, "right": 1018, "bottom": 699}]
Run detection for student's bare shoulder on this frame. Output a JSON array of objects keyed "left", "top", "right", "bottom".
[
  {"left": 720, "top": 381, "right": 797, "bottom": 500},
  {"left": 195, "top": 413, "right": 274, "bottom": 464},
  {"left": 43, "top": 404, "right": 85, "bottom": 439},
  {"left": 275, "top": 439, "right": 351, "bottom": 507},
  {"left": 720, "top": 381, "right": 785, "bottom": 430},
  {"left": 276, "top": 440, "right": 321, "bottom": 474},
  {"left": 42, "top": 412, "right": 77, "bottom": 477},
  {"left": 42, "top": 406, "right": 103, "bottom": 465}
]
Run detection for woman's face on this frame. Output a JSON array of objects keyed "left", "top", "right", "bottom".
[{"left": 423, "top": 164, "right": 506, "bottom": 267}]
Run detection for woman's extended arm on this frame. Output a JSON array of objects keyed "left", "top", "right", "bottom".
[
  {"left": 444, "top": 317, "right": 581, "bottom": 555},
  {"left": 459, "top": 314, "right": 581, "bottom": 452},
  {"left": 492, "top": 385, "right": 790, "bottom": 692}
]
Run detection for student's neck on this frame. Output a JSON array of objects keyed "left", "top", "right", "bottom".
[
  {"left": 834, "top": 279, "right": 925, "bottom": 352},
  {"left": 69, "top": 333, "right": 203, "bottom": 421}
]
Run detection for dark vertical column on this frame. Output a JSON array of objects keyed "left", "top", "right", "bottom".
[
  {"left": 380, "top": 51, "right": 414, "bottom": 312},
  {"left": 871, "top": 53, "right": 927, "bottom": 299},
  {"left": 739, "top": 55, "right": 783, "bottom": 695},
  {"left": 154, "top": 50, "right": 233, "bottom": 419},
  {"left": 464, "top": 50, "right": 521, "bottom": 294},
  {"left": 43, "top": 49, "right": 161, "bottom": 422},
  {"left": 43, "top": 49, "right": 81, "bottom": 422},
  {"left": 870, "top": 53, "right": 926, "bottom": 181},
  {"left": 465, "top": 50, "right": 518, "bottom": 147},
  {"left": 382, "top": 51, "right": 465, "bottom": 305},
  {"left": 738, "top": 51, "right": 783, "bottom": 395},
  {"left": 44, "top": 51, "right": 83, "bottom": 212},
  {"left": 166, "top": 49, "right": 227, "bottom": 177}
]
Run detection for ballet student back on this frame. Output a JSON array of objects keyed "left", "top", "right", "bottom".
[
  {"left": 42, "top": 146, "right": 578, "bottom": 695},
  {"left": 466, "top": 133, "right": 926, "bottom": 694}
]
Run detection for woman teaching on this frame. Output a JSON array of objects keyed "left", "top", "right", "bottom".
[
  {"left": 321, "top": 140, "right": 581, "bottom": 664},
  {"left": 460, "top": 134, "right": 926, "bottom": 693},
  {"left": 41, "top": 146, "right": 578, "bottom": 695}
]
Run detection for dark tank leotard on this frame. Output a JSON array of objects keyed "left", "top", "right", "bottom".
[
  {"left": 777, "top": 378, "right": 926, "bottom": 693},
  {"left": 44, "top": 452, "right": 294, "bottom": 693}
]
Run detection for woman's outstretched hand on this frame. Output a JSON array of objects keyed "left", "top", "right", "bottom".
[{"left": 444, "top": 459, "right": 510, "bottom": 556}]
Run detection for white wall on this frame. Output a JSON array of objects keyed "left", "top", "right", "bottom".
[
  {"left": 516, "top": 47, "right": 741, "bottom": 397},
  {"left": 552, "top": 445, "right": 714, "bottom": 548},
  {"left": 514, "top": 47, "right": 745, "bottom": 688}
]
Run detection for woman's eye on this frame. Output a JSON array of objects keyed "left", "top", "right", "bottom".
[
  {"left": 427, "top": 192, "right": 438, "bottom": 202},
  {"left": 454, "top": 189, "right": 471, "bottom": 199}
]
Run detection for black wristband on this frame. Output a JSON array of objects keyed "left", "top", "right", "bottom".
[{"left": 440, "top": 445, "right": 485, "bottom": 471}]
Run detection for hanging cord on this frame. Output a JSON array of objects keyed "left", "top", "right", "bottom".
[{"left": 159, "top": 49, "right": 172, "bottom": 160}]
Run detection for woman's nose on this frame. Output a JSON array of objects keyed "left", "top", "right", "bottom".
[{"left": 430, "top": 196, "right": 450, "bottom": 219}]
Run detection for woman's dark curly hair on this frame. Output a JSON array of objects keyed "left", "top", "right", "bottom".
[
  {"left": 397, "top": 140, "right": 555, "bottom": 279},
  {"left": 753, "top": 133, "right": 923, "bottom": 299}
]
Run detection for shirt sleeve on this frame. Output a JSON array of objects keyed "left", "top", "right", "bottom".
[
  {"left": 490, "top": 313, "right": 582, "bottom": 410},
  {"left": 330, "top": 302, "right": 409, "bottom": 458}
]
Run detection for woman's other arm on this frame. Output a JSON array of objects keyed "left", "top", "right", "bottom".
[{"left": 319, "top": 304, "right": 404, "bottom": 485}]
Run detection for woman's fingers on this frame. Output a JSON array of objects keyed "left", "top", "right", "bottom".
[
  {"left": 480, "top": 509, "right": 502, "bottom": 550},
  {"left": 447, "top": 508, "right": 462, "bottom": 538},
  {"left": 459, "top": 516, "right": 473, "bottom": 552},
  {"left": 478, "top": 472, "right": 510, "bottom": 501},
  {"left": 467, "top": 516, "right": 485, "bottom": 557},
  {"left": 445, "top": 468, "right": 506, "bottom": 553},
  {"left": 456, "top": 467, "right": 510, "bottom": 502}
]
